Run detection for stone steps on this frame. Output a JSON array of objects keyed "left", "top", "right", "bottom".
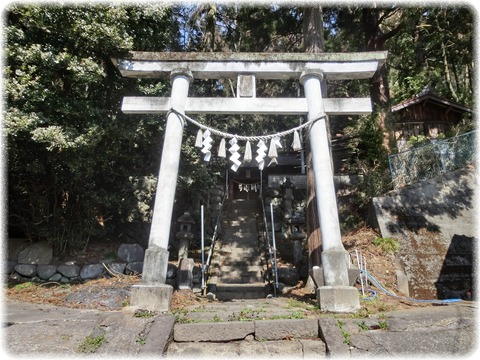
[
  {"left": 218, "top": 253, "right": 263, "bottom": 263},
  {"left": 218, "top": 272, "right": 264, "bottom": 284},
  {"left": 209, "top": 198, "right": 268, "bottom": 300},
  {"left": 173, "top": 318, "right": 321, "bottom": 342},
  {"left": 220, "top": 265, "right": 264, "bottom": 272},
  {"left": 218, "top": 241, "right": 260, "bottom": 250},
  {"left": 167, "top": 337, "right": 326, "bottom": 357},
  {"left": 171, "top": 298, "right": 321, "bottom": 327},
  {"left": 215, "top": 283, "right": 268, "bottom": 300},
  {"left": 217, "top": 264, "right": 264, "bottom": 285},
  {"left": 167, "top": 298, "right": 327, "bottom": 357}
]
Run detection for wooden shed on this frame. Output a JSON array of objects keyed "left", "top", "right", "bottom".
[{"left": 391, "top": 86, "right": 473, "bottom": 141}]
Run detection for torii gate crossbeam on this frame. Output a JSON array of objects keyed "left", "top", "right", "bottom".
[{"left": 113, "top": 51, "right": 388, "bottom": 313}]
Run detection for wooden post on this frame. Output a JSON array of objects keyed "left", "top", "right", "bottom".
[{"left": 300, "top": 70, "right": 360, "bottom": 312}]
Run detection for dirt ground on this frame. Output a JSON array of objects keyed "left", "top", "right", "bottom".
[{"left": 5, "top": 227, "right": 433, "bottom": 314}]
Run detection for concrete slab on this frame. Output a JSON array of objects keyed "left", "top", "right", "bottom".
[
  {"left": 370, "top": 167, "right": 476, "bottom": 299},
  {"left": 176, "top": 298, "right": 320, "bottom": 323},
  {"left": 254, "top": 319, "right": 319, "bottom": 340},
  {"left": 300, "top": 339, "right": 327, "bottom": 357},
  {"left": 3, "top": 299, "right": 174, "bottom": 357},
  {"left": 350, "top": 326, "right": 476, "bottom": 356},
  {"left": 167, "top": 340, "right": 241, "bottom": 358},
  {"left": 174, "top": 321, "right": 254, "bottom": 342},
  {"left": 318, "top": 317, "right": 351, "bottom": 357},
  {"left": 94, "top": 311, "right": 155, "bottom": 355},
  {"left": 139, "top": 314, "right": 176, "bottom": 355},
  {"left": 4, "top": 312, "right": 102, "bottom": 356},
  {"left": 167, "top": 338, "right": 319, "bottom": 358},
  {"left": 319, "top": 302, "right": 478, "bottom": 357},
  {"left": 238, "top": 339, "right": 304, "bottom": 358},
  {"left": 130, "top": 283, "right": 173, "bottom": 312}
]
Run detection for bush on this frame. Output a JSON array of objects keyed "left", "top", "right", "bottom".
[{"left": 373, "top": 237, "right": 399, "bottom": 254}]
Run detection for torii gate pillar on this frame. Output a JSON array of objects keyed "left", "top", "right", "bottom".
[
  {"left": 130, "top": 69, "right": 193, "bottom": 312},
  {"left": 300, "top": 71, "right": 360, "bottom": 312}
]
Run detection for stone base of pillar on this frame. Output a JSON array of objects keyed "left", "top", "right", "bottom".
[
  {"left": 318, "top": 249, "right": 361, "bottom": 312},
  {"left": 321, "top": 249, "right": 350, "bottom": 286},
  {"left": 317, "top": 285, "right": 360, "bottom": 313},
  {"left": 130, "top": 284, "right": 173, "bottom": 312},
  {"left": 177, "top": 258, "right": 194, "bottom": 290},
  {"left": 309, "top": 266, "right": 324, "bottom": 288},
  {"left": 142, "top": 246, "right": 169, "bottom": 284}
]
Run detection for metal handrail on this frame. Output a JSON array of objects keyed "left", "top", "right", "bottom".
[
  {"left": 259, "top": 195, "right": 279, "bottom": 297},
  {"left": 269, "top": 202, "right": 279, "bottom": 296},
  {"left": 202, "top": 193, "right": 226, "bottom": 291}
]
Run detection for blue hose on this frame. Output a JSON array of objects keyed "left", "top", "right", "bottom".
[
  {"left": 360, "top": 269, "right": 463, "bottom": 304},
  {"left": 360, "top": 288, "right": 377, "bottom": 301}
]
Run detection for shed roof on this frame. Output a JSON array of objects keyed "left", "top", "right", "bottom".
[{"left": 391, "top": 86, "right": 473, "bottom": 114}]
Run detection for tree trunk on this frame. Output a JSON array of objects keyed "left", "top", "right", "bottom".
[
  {"left": 306, "top": 150, "right": 321, "bottom": 268},
  {"left": 303, "top": 6, "right": 324, "bottom": 269},
  {"left": 303, "top": 7, "right": 325, "bottom": 53},
  {"left": 362, "top": 8, "right": 393, "bottom": 152},
  {"left": 436, "top": 14, "right": 459, "bottom": 102}
]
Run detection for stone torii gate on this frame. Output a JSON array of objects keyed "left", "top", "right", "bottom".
[{"left": 113, "top": 51, "right": 387, "bottom": 313}]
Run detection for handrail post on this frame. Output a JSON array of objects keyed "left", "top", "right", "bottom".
[
  {"left": 270, "top": 202, "right": 279, "bottom": 296},
  {"left": 260, "top": 170, "right": 263, "bottom": 198},
  {"left": 201, "top": 205, "right": 205, "bottom": 291},
  {"left": 260, "top": 198, "right": 271, "bottom": 293},
  {"left": 203, "top": 191, "right": 226, "bottom": 297},
  {"left": 225, "top": 169, "right": 229, "bottom": 199}
]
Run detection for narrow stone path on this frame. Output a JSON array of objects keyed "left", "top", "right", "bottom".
[{"left": 210, "top": 199, "right": 269, "bottom": 300}]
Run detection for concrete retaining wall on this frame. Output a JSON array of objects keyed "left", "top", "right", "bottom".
[{"left": 370, "top": 166, "right": 477, "bottom": 300}]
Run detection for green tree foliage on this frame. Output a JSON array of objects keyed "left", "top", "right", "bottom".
[
  {"left": 5, "top": 4, "right": 177, "bottom": 253},
  {"left": 5, "top": 3, "right": 474, "bottom": 252},
  {"left": 388, "top": 6, "right": 474, "bottom": 104},
  {"left": 315, "top": 5, "right": 473, "bottom": 224}
]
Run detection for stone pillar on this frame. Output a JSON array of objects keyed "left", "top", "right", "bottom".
[
  {"left": 131, "top": 69, "right": 193, "bottom": 312},
  {"left": 300, "top": 70, "right": 360, "bottom": 312},
  {"left": 290, "top": 230, "right": 306, "bottom": 264},
  {"left": 177, "top": 258, "right": 194, "bottom": 290}
]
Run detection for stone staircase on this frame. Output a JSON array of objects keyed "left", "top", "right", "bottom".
[
  {"left": 167, "top": 297, "right": 327, "bottom": 357},
  {"left": 209, "top": 198, "right": 269, "bottom": 300}
]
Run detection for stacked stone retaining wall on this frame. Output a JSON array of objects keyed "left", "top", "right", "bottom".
[{"left": 6, "top": 241, "right": 147, "bottom": 284}]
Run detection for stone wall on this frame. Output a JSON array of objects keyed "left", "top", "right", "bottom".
[
  {"left": 369, "top": 166, "right": 477, "bottom": 300},
  {"left": 6, "top": 241, "right": 147, "bottom": 284},
  {"left": 5, "top": 239, "right": 202, "bottom": 291}
]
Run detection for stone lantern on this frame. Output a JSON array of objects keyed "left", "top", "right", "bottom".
[
  {"left": 281, "top": 178, "right": 306, "bottom": 264},
  {"left": 288, "top": 225, "right": 307, "bottom": 264},
  {"left": 176, "top": 212, "right": 195, "bottom": 259},
  {"left": 281, "top": 178, "right": 295, "bottom": 222}
]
